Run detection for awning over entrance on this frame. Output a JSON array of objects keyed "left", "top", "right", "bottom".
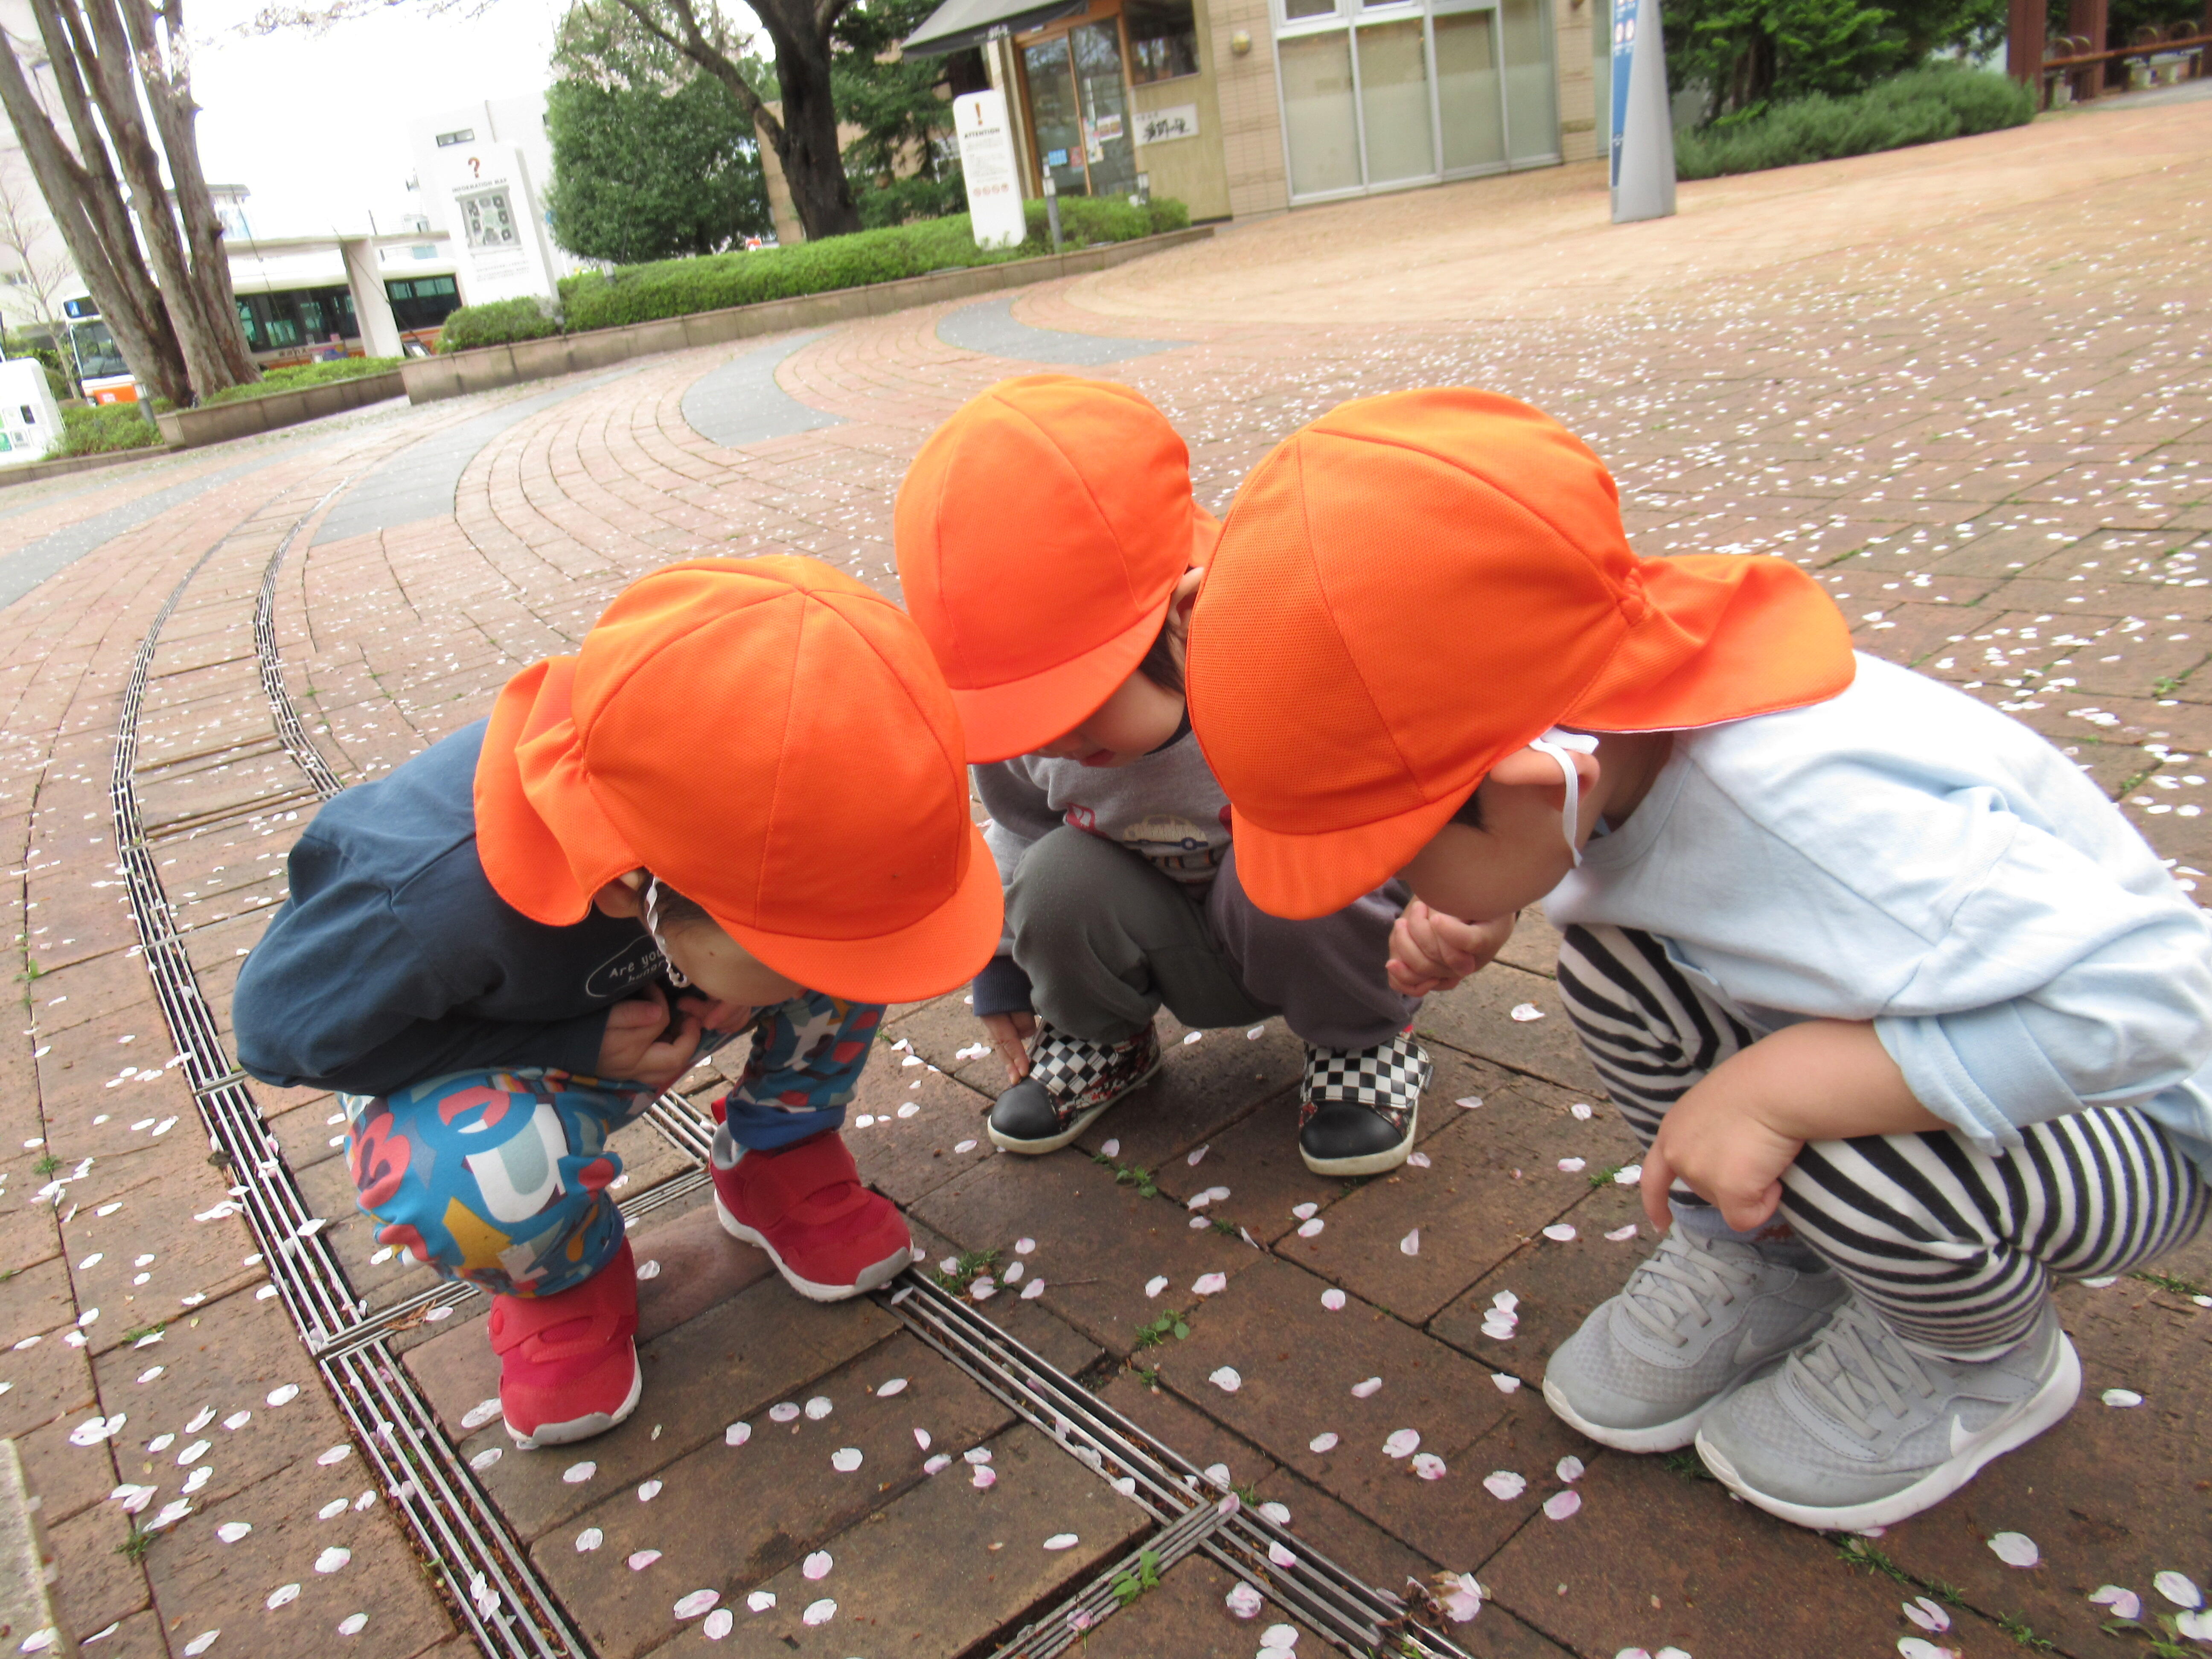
[{"left": 901, "top": 0, "right": 1086, "bottom": 56}]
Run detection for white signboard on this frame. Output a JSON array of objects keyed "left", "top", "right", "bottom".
[
  {"left": 1134, "top": 105, "right": 1200, "bottom": 146},
  {"left": 436, "top": 142, "right": 559, "bottom": 302},
  {"left": 955, "top": 91, "right": 1027, "bottom": 251},
  {"left": 0, "top": 358, "right": 63, "bottom": 466}
]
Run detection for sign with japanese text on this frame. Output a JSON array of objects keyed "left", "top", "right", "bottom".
[
  {"left": 955, "top": 90, "right": 1028, "bottom": 250},
  {"left": 1135, "top": 105, "right": 1200, "bottom": 146}
]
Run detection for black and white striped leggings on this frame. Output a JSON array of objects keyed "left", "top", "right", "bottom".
[{"left": 1556, "top": 923, "right": 2209, "bottom": 1357}]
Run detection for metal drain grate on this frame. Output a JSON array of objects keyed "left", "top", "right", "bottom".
[
  {"left": 885, "top": 1275, "right": 1476, "bottom": 1659},
  {"left": 113, "top": 520, "right": 584, "bottom": 1658}
]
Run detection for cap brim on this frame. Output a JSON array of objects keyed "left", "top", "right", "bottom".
[
  {"left": 1225, "top": 789, "right": 1470, "bottom": 921},
  {"left": 474, "top": 658, "right": 635, "bottom": 926},
  {"left": 716, "top": 822, "right": 1006, "bottom": 1004},
  {"left": 953, "top": 586, "right": 1176, "bottom": 764}
]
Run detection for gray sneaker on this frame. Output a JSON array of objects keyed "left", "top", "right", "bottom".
[
  {"left": 1541, "top": 1224, "right": 1846, "bottom": 1452},
  {"left": 1694, "top": 1294, "right": 2080, "bottom": 1531}
]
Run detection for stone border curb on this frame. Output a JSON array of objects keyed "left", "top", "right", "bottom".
[
  {"left": 401, "top": 224, "right": 1217, "bottom": 406},
  {"left": 0, "top": 1438, "right": 74, "bottom": 1658},
  {"left": 0, "top": 442, "right": 168, "bottom": 492},
  {"left": 155, "top": 369, "right": 406, "bottom": 450}
]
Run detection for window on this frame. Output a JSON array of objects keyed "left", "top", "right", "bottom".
[
  {"left": 434, "top": 128, "right": 476, "bottom": 147},
  {"left": 1125, "top": 0, "right": 1200, "bottom": 81},
  {"left": 387, "top": 275, "right": 462, "bottom": 332},
  {"left": 459, "top": 188, "right": 518, "bottom": 249}
]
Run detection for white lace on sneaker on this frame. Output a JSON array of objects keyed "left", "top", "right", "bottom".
[
  {"left": 1783, "top": 1300, "right": 1939, "bottom": 1441},
  {"left": 1618, "top": 1229, "right": 1761, "bottom": 1348}
]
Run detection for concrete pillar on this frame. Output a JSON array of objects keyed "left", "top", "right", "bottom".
[
  {"left": 2007, "top": 0, "right": 2047, "bottom": 90},
  {"left": 338, "top": 239, "right": 404, "bottom": 358}
]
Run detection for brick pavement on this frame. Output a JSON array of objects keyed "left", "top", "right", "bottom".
[{"left": 0, "top": 94, "right": 2206, "bottom": 1659}]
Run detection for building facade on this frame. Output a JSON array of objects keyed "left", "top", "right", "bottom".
[{"left": 918, "top": 0, "right": 1605, "bottom": 218}]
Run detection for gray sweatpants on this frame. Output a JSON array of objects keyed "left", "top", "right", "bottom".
[{"left": 1005, "top": 827, "right": 1418, "bottom": 1052}]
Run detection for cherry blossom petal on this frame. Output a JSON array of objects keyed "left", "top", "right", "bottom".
[
  {"left": 1351, "top": 1377, "right": 1382, "bottom": 1398},
  {"left": 725, "top": 1421, "right": 751, "bottom": 1446},
  {"left": 1044, "top": 1533, "right": 1079, "bottom": 1550},
  {"left": 1987, "top": 1532, "right": 2039, "bottom": 1569},
  {"left": 1411, "top": 1453, "right": 1447, "bottom": 1480},
  {"left": 575, "top": 1528, "right": 602, "bottom": 1552},
  {"left": 1226, "top": 1582, "right": 1264, "bottom": 1618},
  {"left": 1483, "top": 1470, "right": 1527, "bottom": 1500},
  {"left": 1210, "top": 1367, "right": 1242, "bottom": 1392},
  {"left": 802, "top": 1598, "right": 835, "bottom": 1627},
  {"left": 1193, "top": 1272, "right": 1228, "bottom": 1295},
  {"left": 627, "top": 1550, "right": 660, "bottom": 1572},
  {"left": 1399, "top": 1229, "right": 1420, "bottom": 1256},
  {"left": 2155, "top": 1571, "right": 2203, "bottom": 1609},
  {"left": 674, "top": 1590, "right": 719, "bottom": 1619},
  {"left": 703, "top": 1608, "right": 733, "bottom": 1640},
  {"left": 1383, "top": 1429, "right": 1420, "bottom": 1458},
  {"left": 1309, "top": 1432, "right": 1339, "bottom": 1453},
  {"left": 1542, "top": 1490, "right": 1581, "bottom": 1520},
  {"left": 831, "top": 1448, "right": 863, "bottom": 1472},
  {"left": 747, "top": 1591, "right": 776, "bottom": 1612},
  {"left": 1320, "top": 1288, "right": 1347, "bottom": 1311}
]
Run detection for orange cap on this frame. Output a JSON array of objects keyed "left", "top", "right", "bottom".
[
  {"left": 894, "top": 375, "right": 1215, "bottom": 763},
  {"left": 473, "top": 555, "right": 1003, "bottom": 1003},
  {"left": 1187, "top": 389, "right": 1855, "bottom": 918}
]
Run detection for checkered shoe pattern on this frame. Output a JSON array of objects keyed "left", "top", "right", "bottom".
[
  {"left": 1027, "top": 1022, "right": 1163, "bottom": 1129},
  {"left": 1300, "top": 1030, "right": 1432, "bottom": 1131}
]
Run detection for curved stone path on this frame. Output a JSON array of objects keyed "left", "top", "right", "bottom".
[{"left": 0, "top": 96, "right": 2206, "bottom": 1659}]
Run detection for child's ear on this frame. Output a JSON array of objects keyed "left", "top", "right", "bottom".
[
  {"left": 592, "top": 874, "right": 647, "bottom": 920},
  {"left": 1166, "top": 565, "right": 1205, "bottom": 637}
]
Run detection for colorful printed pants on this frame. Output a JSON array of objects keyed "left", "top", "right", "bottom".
[{"left": 345, "top": 993, "right": 884, "bottom": 1298}]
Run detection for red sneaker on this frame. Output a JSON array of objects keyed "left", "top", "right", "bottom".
[
  {"left": 711, "top": 1128, "right": 912, "bottom": 1301},
  {"left": 490, "top": 1240, "right": 642, "bottom": 1449}
]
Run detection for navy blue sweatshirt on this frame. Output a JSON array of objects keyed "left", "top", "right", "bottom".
[{"left": 232, "top": 720, "right": 667, "bottom": 1097}]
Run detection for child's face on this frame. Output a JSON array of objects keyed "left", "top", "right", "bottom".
[
  {"left": 592, "top": 879, "right": 805, "bottom": 1013},
  {"left": 1397, "top": 745, "right": 1607, "bottom": 921},
  {"left": 1031, "top": 668, "right": 1185, "bottom": 768},
  {"left": 1027, "top": 567, "right": 1203, "bottom": 769},
  {"left": 658, "top": 919, "right": 806, "bottom": 1011}
]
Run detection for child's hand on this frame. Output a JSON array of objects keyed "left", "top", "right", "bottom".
[
  {"left": 1387, "top": 902, "right": 1515, "bottom": 995},
  {"left": 981, "top": 1012, "right": 1036, "bottom": 1083},
  {"left": 676, "top": 992, "right": 757, "bottom": 1036},
  {"left": 1641, "top": 1083, "right": 1801, "bottom": 1234},
  {"left": 598, "top": 985, "right": 703, "bottom": 1093}
]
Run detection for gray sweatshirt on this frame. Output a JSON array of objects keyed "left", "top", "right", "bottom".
[{"left": 971, "top": 727, "right": 1230, "bottom": 1013}]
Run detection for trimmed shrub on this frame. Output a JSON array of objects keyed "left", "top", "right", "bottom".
[
  {"left": 541, "top": 197, "right": 1189, "bottom": 338},
  {"left": 437, "top": 297, "right": 565, "bottom": 355},
  {"left": 60, "top": 402, "right": 162, "bottom": 456},
  {"left": 1674, "top": 64, "right": 2032, "bottom": 180},
  {"left": 195, "top": 356, "right": 404, "bottom": 407}
]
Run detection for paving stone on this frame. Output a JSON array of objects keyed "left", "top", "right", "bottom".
[
  {"left": 0, "top": 1317, "right": 96, "bottom": 1441},
  {"left": 1429, "top": 1182, "right": 1653, "bottom": 1385},
  {"left": 840, "top": 1058, "right": 1001, "bottom": 1209},
  {"left": 144, "top": 1448, "right": 456, "bottom": 1659},
  {"left": 903, "top": 1214, "right": 1104, "bottom": 1380},
  {"left": 1477, "top": 1442, "right": 2015, "bottom": 1658},
  {"left": 65, "top": 1176, "right": 267, "bottom": 1356},
  {"left": 1092, "top": 1374, "right": 1279, "bottom": 1500},
  {"left": 1298, "top": 1080, "right": 1642, "bottom": 1326},
  {"left": 89, "top": 1283, "right": 340, "bottom": 1522},
  {"left": 17, "top": 949, "right": 154, "bottom": 1038},
  {"left": 1148, "top": 1256, "right": 1518, "bottom": 1547},
  {"left": 454, "top": 1275, "right": 900, "bottom": 1540},
  {"left": 908, "top": 1150, "right": 1256, "bottom": 1360},
  {"left": 1065, "top": 1554, "right": 1329, "bottom": 1658},
  {"left": 1414, "top": 965, "right": 1608, "bottom": 1098},
  {"left": 660, "top": 1423, "right": 1150, "bottom": 1657},
  {"left": 47, "top": 1502, "right": 151, "bottom": 1641},
  {"left": 534, "top": 1331, "right": 1014, "bottom": 1659}
]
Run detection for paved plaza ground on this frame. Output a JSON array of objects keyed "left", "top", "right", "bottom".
[{"left": 0, "top": 90, "right": 2207, "bottom": 1659}]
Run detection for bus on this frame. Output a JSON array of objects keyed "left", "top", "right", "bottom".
[
  {"left": 61, "top": 297, "right": 137, "bottom": 405},
  {"left": 60, "top": 271, "right": 468, "bottom": 400}
]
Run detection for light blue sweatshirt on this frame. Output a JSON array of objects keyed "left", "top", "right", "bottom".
[{"left": 1544, "top": 653, "right": 2212, "bottom": 1183}]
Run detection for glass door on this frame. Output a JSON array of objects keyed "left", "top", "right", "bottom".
[
  {"left": 1023, "top": 38, "right": 1091, "bottom": 198},
  {"left": 1432, "top": 6, "right": 1506, "bottom": 172},
  {"left": 1354, "top": 17, "right": 1435, "bottom": 185},
  {"left": 1071, "top": 21, "right": 1140, "bottom": 196},
  {"left": 1278, "top": 32, "right": 1362, "bottom": 195},
  {"left": 1500, "top": 0, "right": 1560, "bottom": 164}
]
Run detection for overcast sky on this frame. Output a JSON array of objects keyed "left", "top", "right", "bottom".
[{"left": 187, "top": 0, "right": 596, "bottom": 238}]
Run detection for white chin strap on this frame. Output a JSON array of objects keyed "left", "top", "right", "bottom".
[{"left": 1527, "top": 728, "right": 1599, "bottom": 866}]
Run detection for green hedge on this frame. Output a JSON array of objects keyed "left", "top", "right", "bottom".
[
  {"left": 437, "top": 197, "right": 1190, "bottom": 350},
  {"left": 195, "top": 355, "right": 404, "bottom": 407},
  {"left": 1674, "top": 66, "right": 2034, "bottom": 180},
  {"left": 59, "top": 402, "right": 162, "bottom": 456},
  {"left": 438, "top": 297, "right": 565, "bottom": 354}
]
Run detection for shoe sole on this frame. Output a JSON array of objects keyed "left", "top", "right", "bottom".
[
  {"left": 1540, "top": 1374, "right": 1710, "bottom": 1454},
  {"left": 987, "top": 1058, "right": 1164, "bottom": 1156},
  {"left": 504, "top": 1348, "right": 643, "bottom": 1450},
  {"left": 1693, "top": 1332, "right": 2082, "bottom": 1531},
  {"left": 1298, "top": 1099, "right": 1418, "bottom": 1177},
  {"left": 714, "top": 1193, "right": 911, "bottom": 1303}
]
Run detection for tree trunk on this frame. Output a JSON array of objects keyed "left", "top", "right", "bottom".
[
  {"left": 0, "top": 21, "right": 190, "bottom": 404},
  {"left": 123, "top": 0, "right": 259, "bottom": 385},
  {"left": 71, "top": 0, "right": 243, "bottom": 396},
  {"left": 613, "top": 0, "right": 862, "bottom": 242},
  {"left": 752, "top": 0, "right": 862, "bottom": 238}
]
